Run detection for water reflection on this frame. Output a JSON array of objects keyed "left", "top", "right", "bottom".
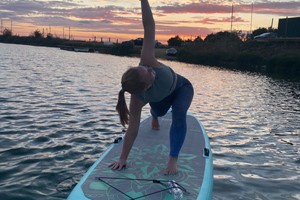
[{"left": 0, "top": 43, "right": 299, "bottom": 200}]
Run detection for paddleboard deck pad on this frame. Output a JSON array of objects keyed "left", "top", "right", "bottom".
[{"left": 68, "top": 112, "right": 213, "bottom": 200}]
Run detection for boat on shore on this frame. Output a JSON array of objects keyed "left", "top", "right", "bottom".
[
  {"left": 59, "top": 45, "right": 94, "bottom": 52},
  {"left": 74, "top": 47, "right": 90, "bottom": 52},
  {"left": 166, "top": 47, "right": 177, "bottom": 56}
]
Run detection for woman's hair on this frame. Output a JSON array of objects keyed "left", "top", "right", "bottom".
[{"left": 116, "top": 67, "right": 146, "bottom": 126}]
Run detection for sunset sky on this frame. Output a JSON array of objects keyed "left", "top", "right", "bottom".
[{"left": 0, "top": 0, "right": 299, "bottom": 43}]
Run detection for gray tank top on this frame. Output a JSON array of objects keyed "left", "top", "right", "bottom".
[{"left": 137, "top": 62, "right": 177, "bottom": 103}]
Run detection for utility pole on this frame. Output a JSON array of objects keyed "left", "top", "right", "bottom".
[
  {"left": 11, "top": 19, "right": 12, "bottom": 33},
  {"left": 63, "top": 27, "right": 64, "bottom": 39},
  {"left": 250, "top": 3, "right": 253, "bottom": 33},
  {"left": 230, "top": 3, "right": 234, "bottom": 32},
  {"left": 69, "top": 26, "right": 71, "bottom": 40},
  {"left": 0, "top": 19, "right": 3, "bottom": 33}
]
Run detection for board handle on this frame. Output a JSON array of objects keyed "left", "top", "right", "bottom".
[
  {"left": 203, "top": 148, "right": 210, "bottom": 157},
  {"left": 113, "top": 137, "right": 123, "bottom": 143}
]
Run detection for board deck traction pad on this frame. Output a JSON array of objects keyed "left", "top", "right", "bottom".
[{"left": 68, "top": 112, "right": 213, "bottom": 200}]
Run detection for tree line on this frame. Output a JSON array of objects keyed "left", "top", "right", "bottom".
[
  {"left": 1, "top": 27, "right": 299, "bottom": 80},
  {"left": 166, "top": 28, "right": 299, "bottom": 80}
]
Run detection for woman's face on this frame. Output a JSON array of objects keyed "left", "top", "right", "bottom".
[{"left": 137, "top": 66, "right": 156, "bottom": 90}]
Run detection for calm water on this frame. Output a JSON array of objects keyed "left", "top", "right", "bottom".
[{"left": 0, "top": 43, "right": 299, "bottom": 200}]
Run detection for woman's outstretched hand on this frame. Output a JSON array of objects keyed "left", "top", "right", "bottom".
[{"left": 109, "top": 159, "right": 127, "bottom": 170}]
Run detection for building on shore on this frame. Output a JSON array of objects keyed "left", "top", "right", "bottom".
[{"left": 278, "top": 17, "right": 300, "bottom": 38}]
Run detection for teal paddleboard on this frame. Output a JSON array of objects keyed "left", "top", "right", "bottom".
[{"left": 68, "top": 112, "right": 213, "bottom": 200}]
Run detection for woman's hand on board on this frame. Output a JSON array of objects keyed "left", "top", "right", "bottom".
[{"left": 109, "top": 159, "right": 127, "bottom": 170}]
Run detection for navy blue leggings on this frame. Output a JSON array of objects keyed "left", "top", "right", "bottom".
[{"left": 149, "top": 75, "right": 194, "bottom": 157}]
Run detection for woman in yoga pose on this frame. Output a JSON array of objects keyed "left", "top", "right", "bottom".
[{"left": 110, "top": 0, "right": 194, "bottom": 175}]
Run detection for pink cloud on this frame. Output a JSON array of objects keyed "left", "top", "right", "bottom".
[
  {"left": 196, "top": 17, "right": 247, "bottom": 24},
  {"left": 156, "top": 3, "right": 230, "bottom": 14}
]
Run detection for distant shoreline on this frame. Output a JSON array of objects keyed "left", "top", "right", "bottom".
[{"left": 1, "top": 35, "right": 299, "bottom": 80}]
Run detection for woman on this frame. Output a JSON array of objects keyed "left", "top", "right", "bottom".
[{"left": 109, "top": 0, "right": 194, "bottom": 175}]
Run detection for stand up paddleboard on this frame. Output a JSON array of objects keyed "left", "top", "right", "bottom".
[{"left": 67, "top": 112, "right": 213, "bottom": 200}]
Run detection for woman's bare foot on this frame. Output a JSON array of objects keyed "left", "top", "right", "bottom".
[
  {"left": 152, "top": 117, "right": 160, "bottom": 130},
  {"left": 164, "top": 156, "right": 178, "bottom": 175}
]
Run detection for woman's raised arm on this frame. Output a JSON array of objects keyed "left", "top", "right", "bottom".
[{"left": 140, "top": 0, "right": 159, "bottom": 67}]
